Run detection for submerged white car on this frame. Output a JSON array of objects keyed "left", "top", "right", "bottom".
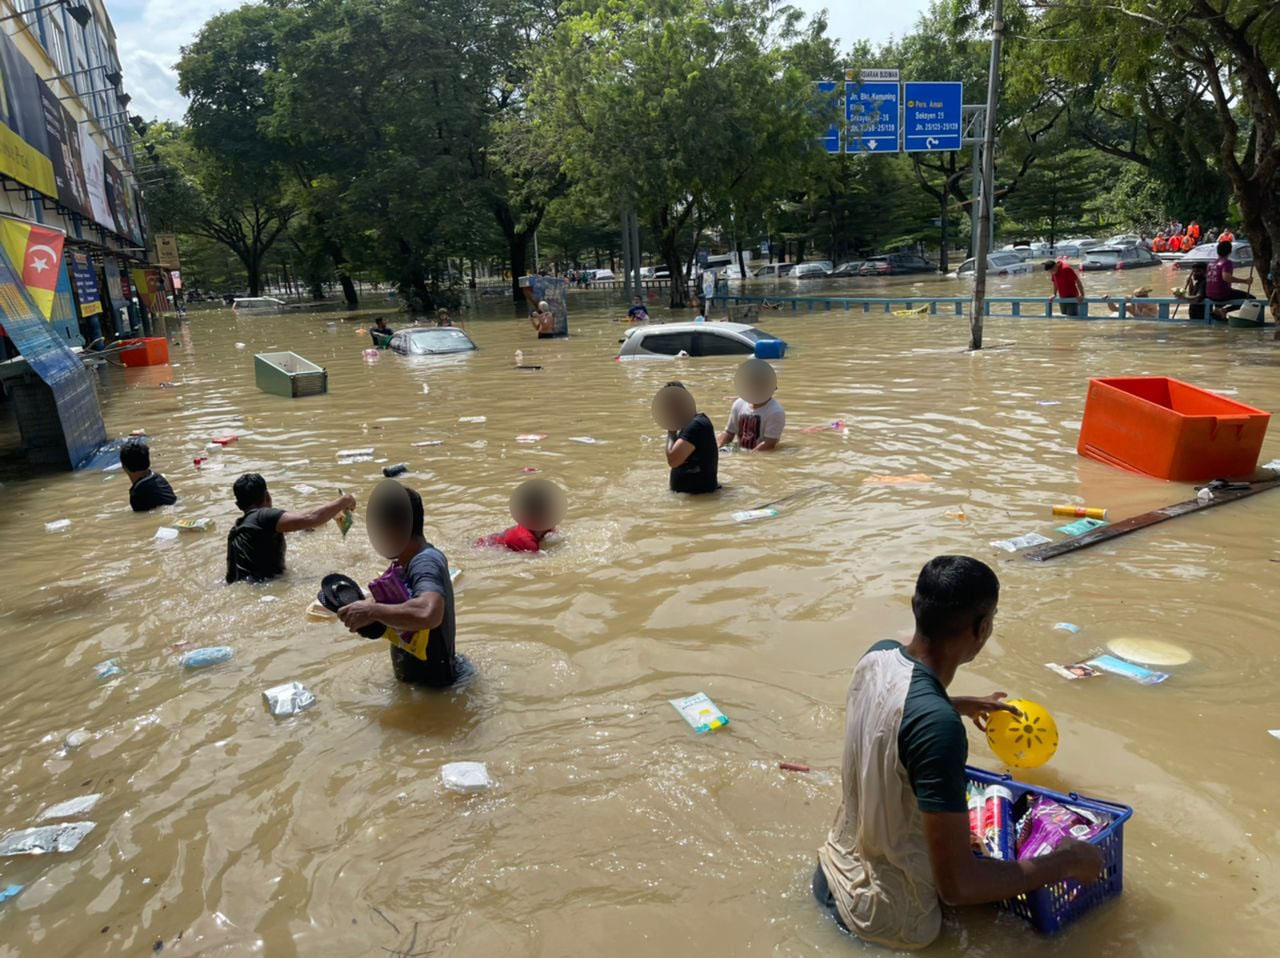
[{"left": 952, "top": 251, "right": 1037, "bottom": 277}]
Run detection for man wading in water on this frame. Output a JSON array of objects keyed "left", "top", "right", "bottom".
[{"left": 814, "top": 556, "right": 1104, "bottom": 948}]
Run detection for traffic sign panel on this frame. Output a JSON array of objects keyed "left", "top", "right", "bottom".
[
  {"left": 816, "top": 81, "right": 841, "bottom": 154},
  {"left": 903, "top": 82, "right": 963, "bottom": 152},
  {"left": 845, "top": 81, "right": 899, "bottom": 154}
]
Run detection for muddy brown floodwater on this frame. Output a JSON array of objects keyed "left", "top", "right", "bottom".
[{"left": 1, "top": 266, "right": 1278, "bottom": 958}]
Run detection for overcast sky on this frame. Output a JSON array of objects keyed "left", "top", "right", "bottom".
[{"left": 109, "top": 0, "right": 933, "bottom": 121}]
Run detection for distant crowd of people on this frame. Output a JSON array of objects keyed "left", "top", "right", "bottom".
[{"left": 1150, "top": 220, "right": 1235, "bottom": 254}]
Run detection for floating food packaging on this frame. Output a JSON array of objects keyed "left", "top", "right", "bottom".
[
  {"left": 1056, "top": 517, "right": 1108, "bottom": 536},
  {"left": 990, "top": 532, "right": 1053, "bottom": 553},
  {"left": 441, "top": 761, "right": 492, "bottom": 793},
  {"left": 1085, "top": 654, "right": 1168, "bottom": 685},
  {"left": 669, "top": 692, "right": 729, "bottom": 734},
  {"left": 153, "top": 527, "right": 179, "bottom": 541},
  {"left": 174, "top": 518, "right": 214, "bottom": 532},
  {"left": 262, "top": 681, "right": 316, "bottom": 718},
  {"left": 0, "top": 822, "right": 96, "bottom": 857},
  {"left": 732, "top": 508, "right": 779, "bottom": 523}
]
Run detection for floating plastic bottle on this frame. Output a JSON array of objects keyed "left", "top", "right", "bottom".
[{"left": 179, "top": 646, "right": 234, "bottom": 669}]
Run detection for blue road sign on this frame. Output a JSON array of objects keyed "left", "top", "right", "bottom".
[
  {"left": 816, "top": 81, "right": 841, "bottom": 154},
  {"left": 903, "top": 82, "right": 963, "bottom": 152},
  {"left": 845, "top": 81, "right": 899, "bottom": 153}
]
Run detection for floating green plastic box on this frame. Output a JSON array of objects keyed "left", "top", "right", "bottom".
[{"left": 254, "top": 351, "right": 328, "bottom": 398}]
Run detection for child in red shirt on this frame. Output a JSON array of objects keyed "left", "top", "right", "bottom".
[{"left": 477, "top": 478, "right": 565, "bottom": 553}]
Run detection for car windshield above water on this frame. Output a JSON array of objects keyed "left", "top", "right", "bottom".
[{"left": 406, "top": 328, "right": 476, "bottom": 353}]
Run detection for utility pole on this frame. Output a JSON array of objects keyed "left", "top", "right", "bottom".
[
  {"left": 620, "top": 201, "right": 633, "bottom": 300},
  {"left": 969, "top": 0, "right": 1003, "bottom": 351}
]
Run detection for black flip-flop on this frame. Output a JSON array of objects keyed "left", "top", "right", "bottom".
[{"left": 318, "top": 573, "right": 386, "bottom": 639}]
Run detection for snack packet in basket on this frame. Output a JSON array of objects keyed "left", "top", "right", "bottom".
[{"left": 1016, "top": 796, "right": 1107, "bottom": 861}]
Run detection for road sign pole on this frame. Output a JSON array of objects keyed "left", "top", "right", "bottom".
[
  {"left": 620, "top": 200, "right": 633, "bottom": 300},
  {"left": 969, "top": 0, "right": 1004, "bottom": 351}
]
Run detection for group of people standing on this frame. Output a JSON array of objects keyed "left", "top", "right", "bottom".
[{"left": 1151, "top": 220, "right": 1234, "bottom": 253}]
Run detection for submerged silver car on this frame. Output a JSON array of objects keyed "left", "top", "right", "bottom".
[
  {"left": 616, "top": 321, "right": 785, "bottom": 360},
  {"left": 387, "top": 326, "right": 478, "bottom": 355}
]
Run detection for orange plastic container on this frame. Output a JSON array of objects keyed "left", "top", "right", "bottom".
[
  {"left": 118, "top": 337, "right": 170, "bottom": 367},
  {"left": 1077, "top": 377, "right": 1269, "bottom": 481}
]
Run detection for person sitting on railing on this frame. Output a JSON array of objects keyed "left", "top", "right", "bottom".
[
  {"left": 1043, "top": 259, "right": 1085, "bottom": 316},
  {"left": 1206, "top": 240, "right": 1253, "bottom": 319}
]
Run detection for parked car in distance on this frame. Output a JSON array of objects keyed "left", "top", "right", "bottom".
[
  {"left": 858, "top": 252, "right": 935, "bottom": 276},
  {"left": 652, "top": 269, "right": 671, "bottom": 280},
  {"left": 638, "top": 266, "right": 657, "bottom": 279},
  {"left": 791, "top": 262, "right": 832, "bottom": 279},
  {"left": 754, "top": 262, "right": 793, "bottom": 278},
  {"left": 587, "top": 268, "right": 616, "bottom": 281},
  {"left": 232, "top": 296, "right": 287, "bottom": 313},
  {"left": 720, "top": 265, "right": 750, "bottom": 279},
  {"left": 1106, "top": 233, "right": 1146, "bottom": 248},
  {"left": 952, "top": 251, "right": 1038, "bottom": 277},
  {"left": 1174, "top": 240, "right": 1253, "bottom": 269},
  {"left": 829, "top": 261, "right": 865, "bottom": 277},
  {"left": 387, "top": 326, "right": 479, "bottom": 356},
  {"left": 1063, "top": 237, "right": 1103, "bottom": 252},
  {"left": 617, "top": 321, "right": 785, "bottom": 360},
  {"left": 1080, "top": 245, "right": 1161, "bottom": 271}
]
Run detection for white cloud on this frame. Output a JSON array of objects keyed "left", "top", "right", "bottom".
[{"left": 110, "top": 0, "right": 240, "bottom": 121}]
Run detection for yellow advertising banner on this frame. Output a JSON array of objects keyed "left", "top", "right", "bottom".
[{"left": 0, "top": 123, "right": 56, "bottom": 197}]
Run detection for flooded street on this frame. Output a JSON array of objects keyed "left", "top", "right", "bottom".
[{"left": 2, "top": 266, "right": 1278, "bottom": 958}]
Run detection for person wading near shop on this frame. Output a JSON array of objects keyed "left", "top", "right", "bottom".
[
  {"left": 225, "top": 473, "right": 355, "bottom": 583},
  {"left": 1044, "top": 259, "right": 1085, "bottom": 316},
  {"left": 813, "top": 556, "right": 1105, "bottom": 949}
]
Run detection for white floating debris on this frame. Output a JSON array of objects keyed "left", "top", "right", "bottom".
[
  {"left": 441, "top": 762, "right": 492, "bottom": 794},
  {"left": 260, "top": 595, "right": 278, "bottom": 604},
  {"left": 337, "top": 448, "right": 374, "bottom": 458},
  {"left": 262, "top": 681, "right": 316, "bottom": 718},
  {"left": 154, "top": 527, "right": 179, "bottom": 541},
  {"left": 568, "top": 436, "right": 601, "bottom": 444},
  {"left": 63, "top": 729, "right": 91, "bottom": 750},
  {"left": 38, "top": 794, "right": 102, "bottom": 821},
  {"left": 0, "top": 822, "right": 96, "bottom": 857},
  {"left": 458, "top": 416, "right": 487, "bottom": 424},
  {"left": 990, "top": 532, "right": 1052, "bottom": 553},
  {"left": 45, "top": 519, "right": 71, "bottom": 532}
]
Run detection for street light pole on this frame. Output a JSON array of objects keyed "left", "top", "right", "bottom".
[{"left": 968, "top": 0, "right": 1003, "bottom": 351}]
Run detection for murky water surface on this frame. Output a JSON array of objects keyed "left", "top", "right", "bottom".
[{"left": 2, "top": 267, "right": 1278, "bottom": 957}]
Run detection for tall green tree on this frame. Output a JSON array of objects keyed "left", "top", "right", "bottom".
[{"left": 530, "top": 0, "right": 828, "bottom": 306}]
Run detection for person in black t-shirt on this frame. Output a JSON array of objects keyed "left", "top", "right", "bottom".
[
  {"left": 120, "top": 439, "right": 177, "bottom": 512},
  {"left": 225, "top": 473, "right": 356, "bottom": 583},
  {"left": 657, "top": 381, "right": 719, "bottom": 494},
  {"left": 369, "top": 316, "right": 394, "bottom": 346}
]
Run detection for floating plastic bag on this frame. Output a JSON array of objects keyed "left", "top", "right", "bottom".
[
  {"left": 94, "top": 659, "right": 122, "bottom": 680},
  {"left": 669, "top": 692, "right": 729, "bottom": 733},
  {"left": 263, "top": 681, "right": 316, "bottom": 718},
  {"left": 568, "top": 436, "right": 601, "bottom": 444},
  {"left": 990, "top": 532, "right": 1053, "bottom": 553},
  {"left": 732, "top": 508, "right": 779, "bottom": 523},
  {"left": 458, "top": 416, "right": 487, "bottom": 424},
  {"left": 515, "top": 434, "right": 546, "bottom": 443},
  {"left": 38, "top": 794, "right": 102, "bottom": 821},
  {"left": 45, "top": 519, "right": 71, "bottom": 532},
  {"left": 154, "top": 527, "right": 179, "bottom": 541},
  {"left": 0, "top": 822, "right": 96, "bottom": 857},
  {"left": 441, "top": 762, "right": 492, "bottom": 793},
  {"left": 1053, "top": 622, "right": 1081, "bottom": 634}
]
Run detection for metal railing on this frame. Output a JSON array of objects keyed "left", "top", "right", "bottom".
[{"left": 706, "top": 293, "right": 1247, "bottom": 323}]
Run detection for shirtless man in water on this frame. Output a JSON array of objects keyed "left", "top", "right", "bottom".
[{"left": 529, "top": 300, "right": 555, "bottom": 338}]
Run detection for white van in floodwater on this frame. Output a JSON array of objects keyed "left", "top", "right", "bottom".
[{"left": 232, "top": 296, "right": 287, "bottom": 313}]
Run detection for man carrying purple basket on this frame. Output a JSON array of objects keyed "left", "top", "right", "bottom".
[{"left": 813, "top": 556, "right": 1105, "bottom": 948}]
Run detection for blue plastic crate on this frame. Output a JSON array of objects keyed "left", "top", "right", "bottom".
[{"left": 967, "top": 766, "right": 1133, "bottom": 935}]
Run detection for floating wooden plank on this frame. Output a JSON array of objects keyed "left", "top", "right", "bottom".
[{"left": 1023, "top": 478, "right": 1280, "bottom": 561}]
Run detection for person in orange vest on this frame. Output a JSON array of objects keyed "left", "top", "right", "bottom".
[
  {"left": 1152, "top": 233, "right": 1167, "bottom": 253},
  {"left": 1188, "top": 221, "right": 1201, "bottom": 243},
  {"left": 1220, "top": 227, "right": 1234, "bottom": 244},
  {"left": 1168, "top": 234, "right": 1183, "bottom": 253}
]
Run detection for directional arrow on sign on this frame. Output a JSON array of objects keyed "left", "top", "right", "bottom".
[
  {"left": 867, "top": 139, "right": 878, "bottom": 150},
  {"left": 926, "top": 136, "right": 939, "bottom": 149}
]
